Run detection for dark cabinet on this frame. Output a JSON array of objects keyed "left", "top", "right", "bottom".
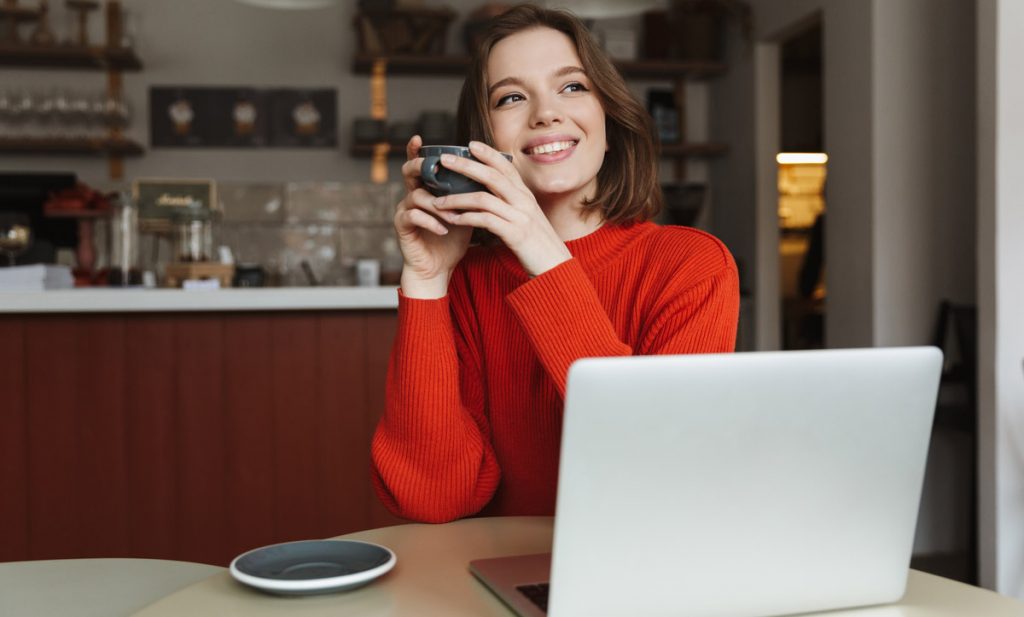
[{"left": 0, "top": 310, "right": 402, "bottom": 566}]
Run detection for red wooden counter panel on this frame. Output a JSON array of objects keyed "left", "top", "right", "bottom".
[{"left": 0, "top": 310, "right": 403, "bottom": 566}]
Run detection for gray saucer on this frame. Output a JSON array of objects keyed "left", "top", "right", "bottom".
[{"left": 229, "top": 539, "right": 396, "bottom": 596}]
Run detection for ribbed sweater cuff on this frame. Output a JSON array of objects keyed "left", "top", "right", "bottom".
[{"left": 397, "top": 289, "right": 452, "bottom": 339}]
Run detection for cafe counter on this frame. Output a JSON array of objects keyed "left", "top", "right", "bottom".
[
  {"left": 0, "top": 286, "right": 406, "bottom": 568},
  {"left": 0, "top": 286, "right": 399, "bottom": 313}
]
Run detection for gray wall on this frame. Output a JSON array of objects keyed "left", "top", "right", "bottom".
[
  {"left": 873, "top": 0, "right": 976, "bottom": 345},
  {"left": 977, "top": 0, "right": 1024, "bottom": 596},
  {"left": 0, "top": 0, "right": 471, "bottom": 188},
  {"left": 708, "top": 10, "right": 755, "bottom": 329}
]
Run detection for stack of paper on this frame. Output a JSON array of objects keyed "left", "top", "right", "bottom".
[{"left": 0, "top": 265, "right": 74, "bottom": 291}]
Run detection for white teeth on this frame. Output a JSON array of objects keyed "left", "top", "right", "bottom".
[{"left": 529, "top": 140, "right": 575, "bottom": 155}]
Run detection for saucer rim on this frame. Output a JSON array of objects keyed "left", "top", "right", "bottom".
[{"left": 229, "top": 539, "right": 396, "bottom": 592}]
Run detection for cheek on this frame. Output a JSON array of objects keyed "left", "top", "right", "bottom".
[
  {"left": 488, "top": 113, "right": 517, "bottom": 152},
  {"left": 585, "top": 105, "right": 607, "bottom": 146}
]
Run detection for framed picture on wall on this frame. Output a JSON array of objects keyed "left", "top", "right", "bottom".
[
  {"left": 268, "top": 89, "right": 337, "bottom": 148},
  {"left": 207, "top": 88, "right": 270, "bottom": 148},
  {"left": 150, "top": 87, "right": 213, "bottom": 147}
]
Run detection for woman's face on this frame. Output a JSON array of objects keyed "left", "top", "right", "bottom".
[{"left": 486, "top": 27, "right": 607, "bottom": 203}]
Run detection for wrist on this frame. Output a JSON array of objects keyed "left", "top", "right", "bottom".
[
  {"left": 400, "top": 269, "right": 450, "bottom": 299},
  {"left": 523, "top": 245, "right": 572, "bottom": 278}
]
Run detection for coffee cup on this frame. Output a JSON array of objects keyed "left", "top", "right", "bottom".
[{"left": 419, "top": 145, "right": 514, "bottom": 197}]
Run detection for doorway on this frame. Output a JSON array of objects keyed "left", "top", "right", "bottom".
[{"left": 777, "top": 21, "right": 825, "bottom": 350}]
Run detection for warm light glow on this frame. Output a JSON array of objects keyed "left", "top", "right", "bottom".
[
  {"left": 777, "top": 158, "right": 827, "bottom": 230},
  {"left": 234, "top": 0, "right": 335, "bottom": 9},
  {"left": 776, "top": 152, "right": 829, "bottom": 165}
]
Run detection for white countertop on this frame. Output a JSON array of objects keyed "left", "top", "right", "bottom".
[{"left": 0, "top": 286, "right": 400, "bottom": 313}]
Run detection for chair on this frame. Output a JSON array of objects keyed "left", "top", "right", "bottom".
[{"left": 924, "top": 300, "right": 978, "bottom": 583}]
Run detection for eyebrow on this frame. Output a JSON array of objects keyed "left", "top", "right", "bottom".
[{"left": 487, "top": 65, "right": 587, "bottom": 96}]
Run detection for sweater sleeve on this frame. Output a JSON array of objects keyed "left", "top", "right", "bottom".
[
  {"left": 637, "top": 263, "right": 740, "bottom": 355},
  {"left": 370, "top": 283, "right": 501, "bottom": 523},
  {"left": 506, "top": 255, "right": 739, "bottom": 397}
]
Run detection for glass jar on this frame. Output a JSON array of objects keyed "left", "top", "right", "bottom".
[
  {"left": 108, "top": 191, "right": 142, "bottom": 286},
  {"left": 173, "top": 208, "right": 214, "bottom": 263}
]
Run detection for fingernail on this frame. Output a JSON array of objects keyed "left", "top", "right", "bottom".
[
  {"left": 441, "top": 154, "right": 455, "bottom": 164},
  {"left": 468, "top": 141, "right": 480, "bottom": 150}
]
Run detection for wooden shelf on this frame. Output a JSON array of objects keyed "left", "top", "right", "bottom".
[
  {"left": 0, "top": 5, "right": 40, "bottom": 21},
  {"left": 615, "top": 58, "right": 727, "bottom": 80},
  {"left": 0, "top": 44, "right": 142, "bottom": 70},
  {"left": 0, "top": 136, "right": 144, "bottom": 155},
  {"left": 350, "top": 143, "right": 405, "bottom": 157},
  {"left": 659, "top": 142, "right": 728, "bottom": 157},
  {"left": 352, "top": 53, "right": 725, "bottom": 80},
  {"left": 351, "top": 141, "right": 728, "bottom": 159},
  {"left": 353, "top": 53, "right": 469, "bottom": 76},
  {"left": 43, "top": 206, "right": 110, "bottom": 219}
]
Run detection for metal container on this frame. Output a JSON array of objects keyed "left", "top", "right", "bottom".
[
  {"left": 108, "top": 192, "right": 142, "bottom": 286},
  {"left": 173, "top": 208, "right": 214, "bottom": 263}
]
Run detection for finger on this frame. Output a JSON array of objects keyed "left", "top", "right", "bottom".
[
  {"left": 468, "top": 140, "right": 516, "bottom": 177},
  {"left": 432, "top": 191, "right": 518, "bottom": 222},
  {"left": 439, "top": 153, "right": 519, "bottom": 203},
  {"left": 400, "top": 135, "right": 424, "bottom": 192},
  {"left": 406, "top": 187, "right": 454, "bottom": 219},
  {"left": 468, "top": 140, "right": 531, "bottom": 193},
  {"left": 398, "top": 206, "right": 449, "bottom": 237},
  {"left": 401, "top": 157, "right": 426, "bottom": 180},
  {"left": 405, "top": 135, "right": 422, "bottom": 161},
  {"left": 444, "top": 209, "right": 512, "bottom": 238}
]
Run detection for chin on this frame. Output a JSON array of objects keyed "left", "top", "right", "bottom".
[{"left": 526, "top": 173, "right": 585, "bottom": 196}]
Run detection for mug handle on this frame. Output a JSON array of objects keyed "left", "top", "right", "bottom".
[{"left": 420, "top": 156, "right": 450, "bottom": 195}]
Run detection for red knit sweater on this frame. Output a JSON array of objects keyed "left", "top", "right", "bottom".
[{"left": 371, "top": 222, "right": 740, "bottom": 523}]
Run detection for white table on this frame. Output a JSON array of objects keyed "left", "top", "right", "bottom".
[
  {"left": 0, "top": 558, "right": 222, "bottom": 617},
  {"left": 129, "top": 517, "right": 1024, "bottom": 616}
]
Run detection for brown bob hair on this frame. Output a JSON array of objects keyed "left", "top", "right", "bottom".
[{"left": 456, "top": 4, "right": 663, "bottom": 224}]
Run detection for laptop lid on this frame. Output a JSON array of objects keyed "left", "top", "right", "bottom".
[{"left": 544, "top": 347, "right": 942, "bottom": 617}]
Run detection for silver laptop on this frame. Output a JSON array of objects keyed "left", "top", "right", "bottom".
[{"left": 470, "top": 347, "right": 942, "bottom": 617}]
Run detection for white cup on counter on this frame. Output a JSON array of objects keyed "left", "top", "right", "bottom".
[{"left": 356, "top": 258, "right": 380, "bottom": 287}]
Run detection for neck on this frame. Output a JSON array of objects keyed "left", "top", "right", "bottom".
[{"left": 536, "top": 186, "right": 604, "bottom": 241}]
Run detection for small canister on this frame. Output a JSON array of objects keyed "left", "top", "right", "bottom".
[
  {"left": 356, "top": 257, "right": 380, "bottom": 287},
  {"left": 173, "top": 208, "right": 214, "bottom": 263}
]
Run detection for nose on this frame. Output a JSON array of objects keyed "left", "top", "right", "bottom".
[{"left": 529, "top": 92, "right": 563, "bottom": 129}]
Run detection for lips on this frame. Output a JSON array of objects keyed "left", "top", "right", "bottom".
[
  {"left": 525, "top": 140, "right": 574, "bottom": 155},
  {"left": 521, "top": 134, "right": 580, "bottom": 155},
  {"left": 521, "top": 134, "right": 580, "bottom": 163}
]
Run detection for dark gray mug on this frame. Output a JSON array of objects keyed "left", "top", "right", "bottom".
[{"left": 419, "top": 145, "right": 513, "bottom": 197}]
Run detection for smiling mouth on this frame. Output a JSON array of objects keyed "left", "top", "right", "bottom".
[{"left": 524, "top": 140, "right": 578, "bottom": 156}]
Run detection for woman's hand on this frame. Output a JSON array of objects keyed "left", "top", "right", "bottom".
[
  {"left": 430, "top": 141, "right": 572, "bottom": 277},
  {"left": 394, "top": 135, "right": 474, "bottom": 298}
]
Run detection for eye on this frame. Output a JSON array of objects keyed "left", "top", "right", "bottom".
[
  {"left": 561, "top": 81, "right": 589, "bottom": 94},
  {"left": 495, "top": 92, "right": 525, "bottom": 108}
]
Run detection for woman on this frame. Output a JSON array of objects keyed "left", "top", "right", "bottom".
[{"left": 372, "top": 4, "right": 740, "bottom": 523}]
